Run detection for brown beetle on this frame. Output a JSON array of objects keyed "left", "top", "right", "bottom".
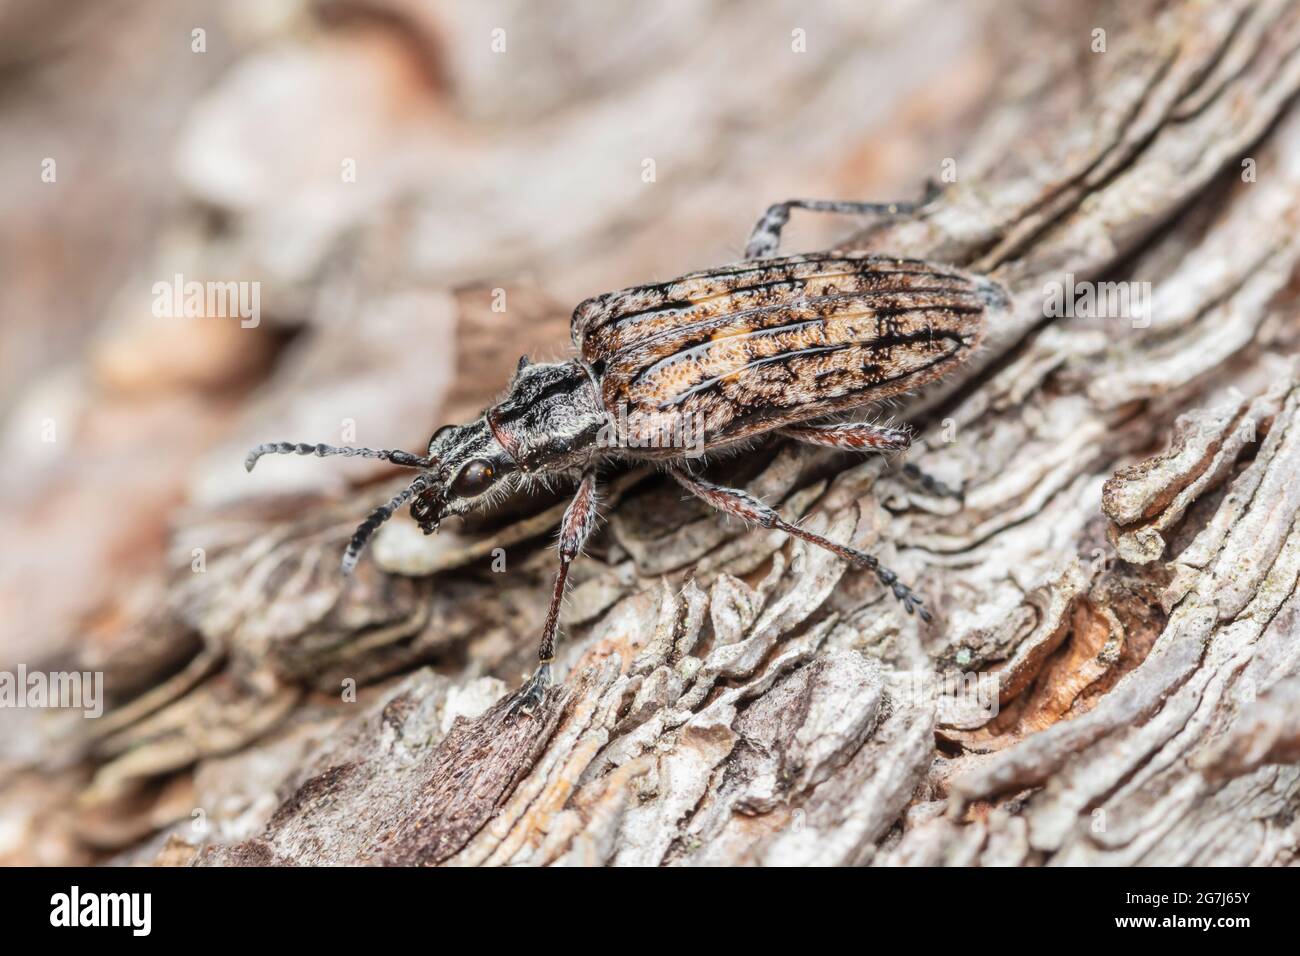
[{"left": 246, "top": 197, "right": 1009, "bottom": 712}]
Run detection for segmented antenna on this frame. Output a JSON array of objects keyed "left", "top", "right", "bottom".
[
  {"left": 244, "top": 442, "right": 431, "bottom": 472},
  {"left": 341, "top": 475, "right": 431, "bottom": 574}
]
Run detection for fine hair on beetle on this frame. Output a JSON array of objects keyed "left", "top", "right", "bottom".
[{"left": 246, "top": 194, "right": 1010, "bottom": 713}]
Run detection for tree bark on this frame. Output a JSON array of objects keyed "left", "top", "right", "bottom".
[{"left": 5, "top": 0, "right": 1300, "bottom": 866}]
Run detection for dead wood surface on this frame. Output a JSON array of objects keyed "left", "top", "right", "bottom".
[{"left": 3, "top": 0, "right": 1300, "bottom": 866}]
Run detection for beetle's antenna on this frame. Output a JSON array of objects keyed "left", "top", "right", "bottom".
[
  {"left": 245, "top": 442, "right": 432, "bottom": 472},
  {"left": 341, "top": 475, "right": 431, "bottom": 574}
]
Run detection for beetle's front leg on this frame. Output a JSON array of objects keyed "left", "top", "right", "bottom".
[
  {"left": 670, "top": 468, "right": 931, "bottom": 621},
  {"left": 744, "top": 191, "right": 935, "bottom": 260},
  {"left": 511, "top": 469, "right": 600, "bottom": 716}
]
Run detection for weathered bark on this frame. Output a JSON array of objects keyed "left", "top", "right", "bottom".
[{"left": 4, "top": 0, "right": 1300, "bottom": 866}]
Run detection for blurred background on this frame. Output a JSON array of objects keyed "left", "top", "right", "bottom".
[{"left": 0, "top": 0, "right": 1034, "bottom": 862}]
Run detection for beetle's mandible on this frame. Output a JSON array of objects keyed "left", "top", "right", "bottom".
[{"left": 246, "top": 196, "right": 1010, "bottom": 714}]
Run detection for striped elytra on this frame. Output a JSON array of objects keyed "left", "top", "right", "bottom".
[{"left": 572, "top": 252, "right": 999, "bottom": 449}]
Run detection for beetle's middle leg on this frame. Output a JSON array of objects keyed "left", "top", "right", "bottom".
[
  {"left": 670, "top": 469, "right": 930, "bottom": 620},
  {"left": 512, "top": 469, "right": 600, "bottom": 716},
  {"left": 782, "top": 422, "right": 964, "bottom": 500},
  {"left": 744, "top": 196, "right": 927, "bottom": 260}
]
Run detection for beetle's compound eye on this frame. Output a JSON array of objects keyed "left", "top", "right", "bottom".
[{"left": 450, "top": 458, "right": 496, "bottom": 498}]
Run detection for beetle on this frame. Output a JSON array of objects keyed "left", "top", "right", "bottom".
[{"left": 246, "top": 196, "right": 1009, "bottom": 714}]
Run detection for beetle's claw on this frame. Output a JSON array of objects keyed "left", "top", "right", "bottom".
[
  {"left": 876, "top": 570, "right": 931, "bottom": 622},
  {"left": 894, "top": 583, "right": 931, "bottom": 622},
  {"left": 900, "top": 462, "right": 964, "bottom": 501},
  {"left": 509, "top": 662, "right": 553, "bottom": 718}
]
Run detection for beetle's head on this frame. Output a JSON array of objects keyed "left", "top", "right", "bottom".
[
  {"left": 409, "top": 418, "right": 518, "bottom": 533},
  {"left": 243, "top": 414, "right": 522, "bottom": 574}
]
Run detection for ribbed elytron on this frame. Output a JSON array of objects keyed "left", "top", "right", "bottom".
[{"left": 247, "top": 197, "right": 1009, "bottom": 713}]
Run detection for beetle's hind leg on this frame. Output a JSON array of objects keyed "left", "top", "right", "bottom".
[
  {"left": 781, "top": 421, "right": 912, "bottom": 453},
  {"left": 744, "top": 189, "right": 937, "bottom": 260},
  {"left": 670, "top": 469, "right": 930, "bottom": 621}
]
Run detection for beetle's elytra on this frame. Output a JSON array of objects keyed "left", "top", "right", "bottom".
[{"left": 246, "top": 196, "right": 1010, "bottom": 714}]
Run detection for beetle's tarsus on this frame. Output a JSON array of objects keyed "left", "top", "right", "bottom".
[
  {"left": 510, "top": 662, "right": 553, "bottom": 717},
  {"left": 900, "top": 462, "right": 964, "bottom": 501},
  {"left": 890, "top": 581, "right": 930, "bottom": 620}
]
